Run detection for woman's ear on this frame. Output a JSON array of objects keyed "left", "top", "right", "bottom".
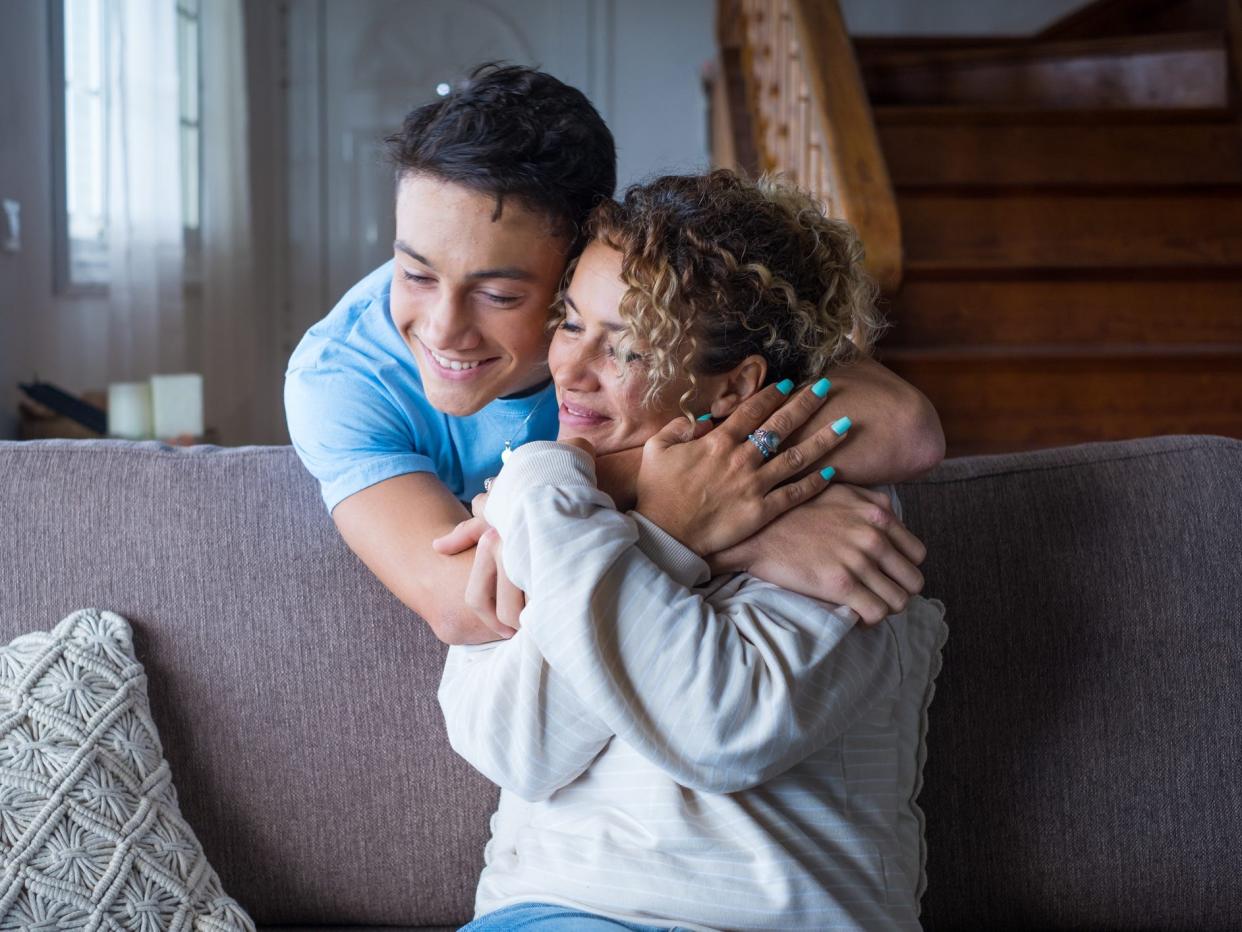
[{"left": 708, "top": 355, "right": 769, "bottom": 418}]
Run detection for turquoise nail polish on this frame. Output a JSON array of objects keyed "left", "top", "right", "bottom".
[
  {"left": 776, "top": 378, "right": 794, "bottom": 396},
  {"left": 696, "top": 412, "right": 713, "bottom": 422},
  {"left": 831, "top": 416, "right": 852, "bottom": 436},
  {"left": 820, "top": 466, "right": 836, "bottom": 482},
  {"left": 812, "top": 378, "right": 831, "bottom": 398}
]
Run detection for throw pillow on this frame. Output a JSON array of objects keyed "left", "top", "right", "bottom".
[{"left": 0, "top": 607, "right": 254, "bottom": 930}]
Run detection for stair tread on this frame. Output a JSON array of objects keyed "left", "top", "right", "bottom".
[
  {"left": 862, "top": 32, "right": 1227, "bottom": 109},
  {"left": 877, "top": 354, "right": 1242, "bottom": 456},
  {"left": 858, "top": 30, "right": 1224, "bottom": 69},
  {"left": 878, "top": 113, "right": 1242, "bottom": 187},
  {"left": 895, "top": 183, "right": 1242, "bottom": 195},
  {"left": 874, "top": 105, "right": 1234, "bottom": 124},
  {"left": 901, "top": 192, "right": 1242, "bottom": 270},
  {"left": 900, "top": 265, "right": 1242, "bottom": 281},
  {"left": 882, "top": 279, "right": 1242, "bottom": 346},
  {"left": 878, "top": 343, "right": 1242, "bottom": 361}
]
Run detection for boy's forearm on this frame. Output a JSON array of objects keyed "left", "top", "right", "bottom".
[{"left": 329, "top": 471, "right": 512, "bottom": 647}]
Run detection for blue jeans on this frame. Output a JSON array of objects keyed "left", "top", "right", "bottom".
[{"left": 460, "top": 901, "right": 692, "bottom": 931}]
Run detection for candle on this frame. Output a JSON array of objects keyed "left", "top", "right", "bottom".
[
  {"left": 106, "top": 382, "right": 153, "bottom": 440},
  {"left": 150, "top": 373, "right": 204, "bottom": 439}
]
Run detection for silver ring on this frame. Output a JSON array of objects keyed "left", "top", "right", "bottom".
[
  {"left": 483, "top": 476, "right": 495, "bottom": 492},
  {"left": 747, "top": 428, "right": 781, "bottom": 460}
]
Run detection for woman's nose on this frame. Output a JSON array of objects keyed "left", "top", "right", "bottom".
[{"left": 556, "top": 341, "right": 603, "bottom": 392}]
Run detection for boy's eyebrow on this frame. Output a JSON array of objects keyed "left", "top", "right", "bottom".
[
  {"left": 394, "top": 239, "right": 536, "bottom": 282},
  {"left": 564, "top": 294, "right": 626, "bottom": 332}
]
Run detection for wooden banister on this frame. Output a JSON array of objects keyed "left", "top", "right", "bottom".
[{"left": 717, "top": 0, "right": 903, "bottom": 292}]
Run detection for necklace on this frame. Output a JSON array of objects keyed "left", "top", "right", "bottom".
[{"left": 500, "top": 386, "right": 554, "bottom": 465}]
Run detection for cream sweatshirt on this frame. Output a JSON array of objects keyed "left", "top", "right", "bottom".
[{"left": 438, "top": 441, "right": 948, "bottom": 932}]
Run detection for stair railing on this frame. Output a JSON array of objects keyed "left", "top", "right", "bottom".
[{"left": 719, "top": 0, "right": 903, "bottom": 292}]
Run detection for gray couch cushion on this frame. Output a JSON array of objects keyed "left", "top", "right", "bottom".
[
  {"left": 896, "top": 435, "right": 1242, "bottom": 931},
  {"left": 0, "top": 439, "right": 497, "bottom": 928}
]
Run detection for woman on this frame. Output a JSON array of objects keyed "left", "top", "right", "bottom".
[{"left": 439, "top": 171, "right": 949, "bottom": 931}]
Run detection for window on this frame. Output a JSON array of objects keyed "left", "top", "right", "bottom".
[
  {"left": 177, "top": 0, "right": 201, "bottom": 257},
  {"left": 53, "top": 0, "right": 202, "bottom": 291},
  {"left": 60, "top": 0, "right": 108, "bottom": 288}
]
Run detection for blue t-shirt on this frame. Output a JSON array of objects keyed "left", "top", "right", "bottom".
[{"left": 284, "top": 260, "right": 560, "bottom": 514}]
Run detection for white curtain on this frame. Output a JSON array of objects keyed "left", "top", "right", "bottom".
[
  {"left": 199, "top": 0, "right": 263, "bottom": 446},
  {"left": 104, "top": 0, "right": 186, "bottom": 382}
]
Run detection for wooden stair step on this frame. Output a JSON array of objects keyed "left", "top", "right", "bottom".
[
  {"left": 861, "top": 31, "right": 1227, "bottom": 108},
  {"left": 1036, "top": 0, "right": 1228, "bottom": 42},
  {"left": 873, "top": 105, "right": 1238, "bottom": 123},
  {"left": 873, "top": 349, "right": 1242, "bottom": 456},
  {"left": 901, "top": 191, "right": 1242, "bottom": 272},
  {"left": 882, "top": 279, "right": 1242, "bottom": 347},
  {"left": 858, "top": 30, "right": 1224, "bottom": 68},
  {"left": 877, "top": 108, "right": 1242, "bottom": 187},
  {"left": 854, "top": 36, "right": 1028, "bottom": 59}
]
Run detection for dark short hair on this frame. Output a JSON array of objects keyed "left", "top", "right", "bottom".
[{"left": 385, "top": 63, "right": 616, "bottom": 246}]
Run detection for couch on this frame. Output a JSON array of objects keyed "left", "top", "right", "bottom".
[{"left": 0, "top": 434, "right": 1238, "bottom": 931}]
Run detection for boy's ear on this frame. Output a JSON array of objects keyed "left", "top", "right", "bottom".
[{"left": 708, "top": 355, "right": 769, "bottom": 418}]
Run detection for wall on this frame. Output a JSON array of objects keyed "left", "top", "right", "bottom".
[
  {"left": 0, "top": 1, "right": 55, "bottom": 440},
  {"left": 605, "top": 0, "right": 716, "bottom": 190}
]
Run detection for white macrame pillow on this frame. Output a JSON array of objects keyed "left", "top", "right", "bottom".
[{"left": 0, "top": 608, "right": 253, "bottom": 931}]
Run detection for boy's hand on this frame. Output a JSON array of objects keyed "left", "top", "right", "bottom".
[
  {"left": 709, "top": 482, "right": 926, "bottom": 624},
  {"left": 432, "top": 505, "right": 524, "bottom": 641}
]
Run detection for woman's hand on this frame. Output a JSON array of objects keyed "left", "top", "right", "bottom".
[
  {"left": 709, "top": 482, "right": 926, "bottom": 624},
  {"left": 635, "top": 379, "right": 849, "bottom": 556},
  {"left": 432, "top": 493, "right": 525, "bottom": 641}
]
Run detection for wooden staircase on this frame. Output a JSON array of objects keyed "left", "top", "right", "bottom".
[{"left": 714, "top": 0, "right": 1242, "bottom": 456}]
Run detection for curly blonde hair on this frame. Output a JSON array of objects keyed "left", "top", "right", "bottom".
[{"left": 553, "top": 170, "right": 887, "bottom": 414}]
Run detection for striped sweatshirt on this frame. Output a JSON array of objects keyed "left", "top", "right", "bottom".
[{"left": 437, "top": 441, "right": 948, "bottom": 932}]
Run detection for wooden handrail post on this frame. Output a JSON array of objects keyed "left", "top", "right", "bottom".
[
  {"left": 714, "top": 0, "right": 903, "bottom": 292},
  {"left": 789, "top": 0, "right": 903, "bottom": 292}
]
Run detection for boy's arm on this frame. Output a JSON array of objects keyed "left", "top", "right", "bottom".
[
  {"left": 331, "top": 473, "right": 512, "bottom": 645},
  {"left": 793, "top": 356, "right": 944, "bottom": 483},
  {"left": 285, "top": 363, "right": 509, "bottom": 647}
]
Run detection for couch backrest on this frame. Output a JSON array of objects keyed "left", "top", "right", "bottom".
[
  {"left": 1, "top": 435, "right": 1238, "bottom": 929},
  {"left": 897, "top": 434, "right": 1241, "bottom": 931}
]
